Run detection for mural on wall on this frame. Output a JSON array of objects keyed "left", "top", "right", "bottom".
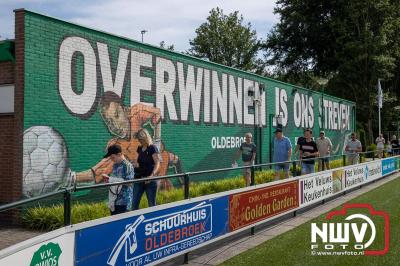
[
  {"left": 22, "top": 92, "right": 183, "bottom": 197},
  {"left": 21, "top": 11, "right": 356, "bottom": 197},
  {"left": 23, "top": 126, "right": 72, "bottom": 197},
  {"left": 74, "top": 91, "right": 183, "bottom": 190}
]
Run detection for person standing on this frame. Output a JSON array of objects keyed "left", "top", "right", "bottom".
[
  {"left": 375, "top": 134, "right": 385, "bottom": 159},
  {"left": 345, "top": 133, "right": 362, "bottom": 165},
  {"left": 102, "top": 144, "right": 134, "bottom": 215},
  {"left": 294, "top": 130, "right": 306, "bottom": 158},
  {"left": 391, "top": 135, "right": 399, "bottom": 155},
  {"left": 316, "top": 131, "right": 333, "bottom": 171},
  {"left": 273, "top": 128, "right": 292, "bottom": 180},
  {"left": 233, "top": 133, "right": 256, "bottom": 186},
  {"left": 132, "top": 129, "right": 161, "bottom": 210},
  {"left": 299, "top": 128, "right": 319, "bottom": 175}
]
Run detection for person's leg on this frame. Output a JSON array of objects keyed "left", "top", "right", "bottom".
[
  {"left": 325, "top": 159, "right": 330, "bottom": 170},
  {"left": 111, "top": 205, "right": 127, "bottom": 215},
  {"left": 132, "top": 183, "right": 145, "bottom": 210},
  {"left": 145, "top": 181, "right": 158, "bottom": 207},
  {"left": 274, "top": 165, "right": 281, "bottom": 181},
  {"left": 284, "top": 163, "right": 290, "bottom": 178},
  {"left": 347, "top": 156, "right": 353, "bottom": 165},
  {"left": 350, "top": 155, "right": 358, "bottom": 165},
  {"left": 243, "top": 162, "right": 251, "bottom": 186},
  {"left": 309, "top": 163, "right": 315, "bottom": 174},
  {"left": 245, "top": 170, "right": 251, "bottom": 186},
  {"left": 301, "top": 163, "right": 307, "bottom": 175}
]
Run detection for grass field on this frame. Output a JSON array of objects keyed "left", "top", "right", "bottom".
[{"left": 221, "top": 175, "right": 400, "bottom": 266}]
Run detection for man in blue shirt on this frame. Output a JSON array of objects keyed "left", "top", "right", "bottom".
[{"left": 273, "top": 128, "right": 292, "bottom": 180}]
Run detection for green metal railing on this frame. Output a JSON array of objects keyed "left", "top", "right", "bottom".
[{"left": 1, "top": 148, "right": 399, "bottom": 227}]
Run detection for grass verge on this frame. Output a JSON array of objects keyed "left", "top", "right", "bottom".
[{"left": 221, "top": 174, "right": 400, "bottom": 266}]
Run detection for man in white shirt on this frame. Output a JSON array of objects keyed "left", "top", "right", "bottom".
[
  {"left": 375, "top": 134, "right": 385, "bottom": 159},
  {"left": 345, "top": 133, "right": 362, "bottom": 165},
  {"left": 316, "top": 131, "right": 332, "bottom": 171}
]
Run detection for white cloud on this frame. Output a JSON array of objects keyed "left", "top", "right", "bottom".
[{"left": 0, "top": 0, "right": 278, "bottom": 51}]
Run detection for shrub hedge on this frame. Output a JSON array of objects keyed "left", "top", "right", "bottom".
[{"left": 22, "top": 159, "right": 344, "bottom": 230}]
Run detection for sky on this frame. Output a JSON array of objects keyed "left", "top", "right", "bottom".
[{"left": 0, "top": 0, "right": 279, "bottom": 52}]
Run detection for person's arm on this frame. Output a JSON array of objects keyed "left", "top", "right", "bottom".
[
  {"left": 287, "top": 140, "right": 293, "bottom": 161},
  {"left": 251, "top": 149, "right": 256, "bottom": 163},
  {"left": 328, "top": 139, "right": 333, "bottom": 154},
  {"left": 345, "top": 141, "right": 350, "bottom": 152},
  {"left": 150, "top": 151, "right": 161, "bottom": 178},
  {"left": 294, "top": 144, "right": 300, "bottom": 155},
  {"left": 76, "top": 157, "right": 113, "bottom": 183},
  {"left": 311, "top": 143, "right": 319, "bottom": 157},
  {"left": 356, "top": 142, "right": 362, "bottom": 152}
]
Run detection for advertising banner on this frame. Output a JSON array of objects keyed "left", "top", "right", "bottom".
[
  {"left": 344, "top": 164, "right": 365, "bottom": 189},
  {"left": 0, "top": 232, "right": 75, "bottom": 266},
  {"left": 382, "top": 158, "right": 396, "bottom": 176},
  {"left": 300, "top": 172, "right": 335, "bottom": 207},
  {"left": 365, "top": 161, "right": 382, "bottom": 181},
  {"left": 75, "top": 196, "right": 228, "bottom": 266},
  {"left": 229, "top": 181, "right": 299, "bottom": 231}
]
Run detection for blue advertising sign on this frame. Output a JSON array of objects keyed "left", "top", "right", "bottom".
[
  {"left": 75, "top": 196, "right": 228, "bottom": 266},
  {"left": 382, "top": 158, "right": 396, "bottom": 176}
]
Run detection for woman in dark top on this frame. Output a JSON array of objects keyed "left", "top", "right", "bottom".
[{"left": 132, "top": 129, "right": 160, "bottom": 210}]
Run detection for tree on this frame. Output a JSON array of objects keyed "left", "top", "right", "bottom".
[
  {"left": 188, "top": 8, "right": 261, "bottom": 72},
  {"left": 264, "top": 0, "right": 400, "bottom": 144},
  {"left": 159, "top": 41, "right": 174, "bottom": 51}
]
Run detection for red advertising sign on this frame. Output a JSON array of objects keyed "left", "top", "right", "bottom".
[{"left": 229, "top": 181, "right": 299, "bottom": 231}]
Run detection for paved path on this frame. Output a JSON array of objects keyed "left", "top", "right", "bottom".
[
  {"left": 0, "top": 227, "right": 41, "bottom": 250},
  {"left": 164, "top": 172, "right": 400, "bottom": 266}
]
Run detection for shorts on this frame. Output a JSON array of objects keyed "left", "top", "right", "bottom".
[
  {"left": 243, "top": 161, "right": 252, "bottom": 175},
  {"left": 274, "top": 163, "right": 290, "bottom": 172},
  {"left": 318, "top": 157, "right": 329, "bottom": 163}
]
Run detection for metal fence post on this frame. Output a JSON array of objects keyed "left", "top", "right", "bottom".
[
  {"left": 292, "top": 161, "right": 297, "bottom": 177},
  {"left": 250, "top": 166, "right": 255, "bottom": 186},
  {"left": 183, "top": 174, "right": 190, "bottom": 264},
  {"left": 184, "top": 174, "right": 190, "bottom": 200},
  {"left": 342, "top": 154, "right": 346, "bottom": 167},
  {"left": 63, "top": 189, "right": 71, "bottom": 226},
  {"left": 250, "top": 166, "right": 255, "bottom": 235}
]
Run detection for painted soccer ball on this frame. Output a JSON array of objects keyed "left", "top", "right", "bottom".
[{"left": 23, "top": 126, "right": 69, "bottom": 197}]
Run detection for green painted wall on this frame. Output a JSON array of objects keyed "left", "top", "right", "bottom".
[{"left": 21, "top": 11, "right": 355, "bottom": 197}]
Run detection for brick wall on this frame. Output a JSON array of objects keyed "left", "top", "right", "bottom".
[
  {"left": 0, "top": 62, "right": 14, "bottom": 84},
  {"left": 0, "top": 61, "right": 16, "bottom": 208},
  {"left": 0, "top": 10, "right": 23, "bottom": 224}
]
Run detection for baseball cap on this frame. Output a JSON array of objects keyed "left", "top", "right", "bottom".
[{"left": 104, "top": 144, "right": 122, "bottom": 158}]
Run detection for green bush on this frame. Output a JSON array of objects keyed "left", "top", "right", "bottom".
[
  {"left": 20, "top": 159, "right": 345, "bottom": 231},
  {"left": 22, "top": 202, "right": 109, "bottom": 231},
  {"left": 366, "top": 144, "right": 377, "bottom": 158}
]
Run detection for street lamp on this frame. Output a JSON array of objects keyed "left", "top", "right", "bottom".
[
  {"left": 248, "top": 84, "right": 265, "bottom": 165},
  {"left": 140, "top": 30, "right": 147, "bottom": 43},
  {"left": 316, "top": 78, "right": 329, "bottom": 130}
]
